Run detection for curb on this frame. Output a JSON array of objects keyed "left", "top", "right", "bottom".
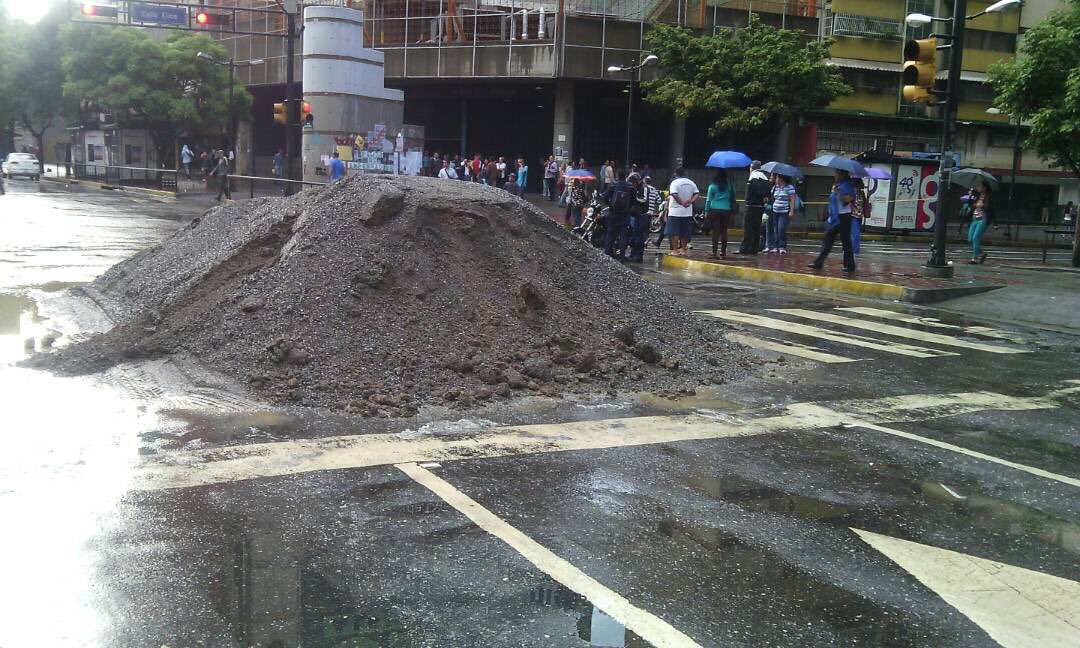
[
  {"left": 659, "top": 254, "right": 1002, "bottom": 304},
  {"left": 42, "top": 176, "right": 177, "bottom": 198},
  {"left": 717, "top": 227, "right": 1068, "bottom": 250}
]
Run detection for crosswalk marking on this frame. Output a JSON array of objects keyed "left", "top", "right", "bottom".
[
  {"left": 130, "top": 382, "right": 1080, "bottom": 491},
  {"left": 727, "top": 332, "right": 861, "bottom": 364},
  {"left": 698, "top": 310, "right": 959, "bottom": 358},
  {"left": 836, "top": 307, "right": 1028, "bottom": 344},
  {"left": 770, "top": 309, "right": 1029, "bottom": 355},
  {"left": 854, "top": 529, "right": 1080, "bottom": 648},
  {"left": 399, "top": 463, "right": 705, "bottom": 648}
]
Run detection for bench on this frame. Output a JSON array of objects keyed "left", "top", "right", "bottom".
[{"left": 1042, "top": 228, "right": 1075, "bottom": 262}]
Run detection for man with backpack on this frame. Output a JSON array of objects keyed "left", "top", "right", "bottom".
[{"left": 602, "top": 173, "right": 644, "bottom": 260}]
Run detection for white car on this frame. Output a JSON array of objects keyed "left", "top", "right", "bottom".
[{"left": 2, "top": 153, "right": 40, "bottom": 180}]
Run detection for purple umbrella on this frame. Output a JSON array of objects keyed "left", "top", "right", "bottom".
[
  {"left": 565, "top": 168, "right": 596, "bottom": 181},
  {"left": 856, "top": 167, "right": 892, "bottom": 180}
]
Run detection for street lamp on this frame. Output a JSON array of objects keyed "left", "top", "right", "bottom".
[
  {"left": 905, "top": 0, "right": 1023, "bottom": 277},
  {"left": 196, "top": 52, "right": 264, "bottom": 158},
  {"left": 607, "top": 54, "right": 659, "bottom": 173},
  {"left": 987, "top": 107, "right": 1023, "bottom": 238}
]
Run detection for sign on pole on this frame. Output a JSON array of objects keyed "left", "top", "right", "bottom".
[{"left": 131, "top": 2, "right": 189, "bottom": 26}]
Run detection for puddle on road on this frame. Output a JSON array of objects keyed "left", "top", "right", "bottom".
[{"left": 0, "top": 292, "right": 56, "bottom": 363}]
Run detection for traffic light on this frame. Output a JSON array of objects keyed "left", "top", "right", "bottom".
[
  {"left": 194, "top": 10, "right": 231, "bottom": 27},
  {"left": 902, "top": 37, "right": 937, "bottom": 103},
  {"left": 301, "top": 102, "right": 313, "bottom": 127},
  {"left": 274, "top": 102, "right": 287, "bottom": 125},
  {"left": 81, "top": 3, "right": 119, "bottom": 18}
]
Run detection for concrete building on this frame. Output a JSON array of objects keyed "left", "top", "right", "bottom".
[{"left": 212, "top": 0, "right": 1075, "bottom": 224}]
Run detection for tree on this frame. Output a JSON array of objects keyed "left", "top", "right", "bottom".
[
  {"left": 7, "top": 7, "right": 70, "bottom": 169},
  {"left": 988, "top": 0, "right": 1080, "bottom": 266},
  {"left": 61, "top": 26, "right": 251, "bottom": 167},
  {"left": 643, "top": 17, "right": 850, "bottom": 136}
]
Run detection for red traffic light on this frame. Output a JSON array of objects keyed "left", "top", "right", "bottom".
[
  {"left": 81, "top": 3, "right": 119, "bottom": 17},
  {"left": 301, "top": 102, "right": 312, "bottom": 115},
  {"left": 195, "top": 11, "right": 231, "bottom": 27}
]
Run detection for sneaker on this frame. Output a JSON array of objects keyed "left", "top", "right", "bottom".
[
  {"left": 807, "top": 263, "right": 822, "bottom": 270},
  {"left": 779, "top": 249, "right": 787, "bottom": 254}
]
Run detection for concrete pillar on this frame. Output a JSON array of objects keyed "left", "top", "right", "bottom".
[
  {"left": 301, "top": 6, "right": 405, "bottom": 183},
  {"left": 552, "top": 80, "right": 574, "bottom": 163},
  {"left": 460, "top": 98, "right": 468, "bottom": 156},
  {"left": 670, "top": 115, "right": 686, "bottom": 172}
]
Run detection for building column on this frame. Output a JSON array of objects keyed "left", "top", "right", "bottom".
[
  {"left": 552, "top": 79, "right": 574, "bottom": 162},
  {"left": 670, "top": 115, "right": 686, "bottom": 172},
  {"left": 460, "top": 97, "right": 468, "bottom": 156}
]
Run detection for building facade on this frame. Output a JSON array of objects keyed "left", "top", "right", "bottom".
[{"left": 210, "top": 0, "right": 1075, "bottom": 224}]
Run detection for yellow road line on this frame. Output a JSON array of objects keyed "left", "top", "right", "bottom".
[
  {"left": 699, "top": 310, "right": 957, "bottom": 358},
  {"left": 773, "top": 308, "right": 1028, "bottom": 354},
  {"left": 398, "top": 462, "right": 705, "bottom": 648}
]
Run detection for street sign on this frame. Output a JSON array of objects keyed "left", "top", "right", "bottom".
[{"left": 131, "top": 2, "right": 189, "bottom": 26}]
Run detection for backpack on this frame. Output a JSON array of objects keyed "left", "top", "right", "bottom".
[{"left": 610, "top": 184, "right": 635, "bottom": 213}]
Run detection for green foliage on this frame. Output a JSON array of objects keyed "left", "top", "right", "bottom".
[
  {"left": 988, "top": 0, "right": 1080, "bottom": 180},
  {"left": 5, "top": 6, "right": 71, "bottom": 159},
  {"left": 61, "top": 26, "right": 252, "bottom": 140},
  {"left": 643, "top": 18, "right": 850, "bottom": 134}
]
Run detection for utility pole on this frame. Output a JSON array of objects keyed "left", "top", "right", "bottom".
[{"left": 284, "top": 9, "right": 297, "bottom": 194}]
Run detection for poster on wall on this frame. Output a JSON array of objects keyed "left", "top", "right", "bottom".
[
  {"left": 893, "top": 164, "right": 939, "bottom": 231},
  {"left": 864, "top": 165, "right": 890, "bottom": 228}
]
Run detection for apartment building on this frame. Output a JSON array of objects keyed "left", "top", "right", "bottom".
[{"left": 212, "top": 0, "right": 1074, "bottom": 223}]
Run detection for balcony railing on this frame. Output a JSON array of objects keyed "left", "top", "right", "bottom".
[{"left": 826, "top": 12, "right": 902, "bottom": 40}]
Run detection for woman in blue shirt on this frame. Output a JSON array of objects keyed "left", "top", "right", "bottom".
[
  {"left": 766, "top": 174, "right": 796, "bottom": 253},
  {"left": 809, "top": 170, "right": 856, "bottom": 272},
  {"left": 705, "top": 170, "right": 735, "bottom": 258}
]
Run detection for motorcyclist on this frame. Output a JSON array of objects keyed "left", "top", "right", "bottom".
[{"left": 623, "top": 173, "right": 650, "bottom": 262}]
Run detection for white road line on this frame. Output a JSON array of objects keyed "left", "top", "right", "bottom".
[
  {"left": 698, "top": 310, "right": 958, "bottom": 358},
  {"left": 835, "top": 307, "right": 1027, "bottom": 344},
  {"left": 841, "top": 419, "right": 1080, "bottom": 488},
  {"left": 398, "top": 462, "right": 705, "bottom": 648},
  {"left": 771, "top": 309, "right": 1029, "bottom": 355},
  {"left": 854, "top": 528, "right": 1080, "bottom": 648},
  {"left": 130, "top": 382, "right": 1080, "bottom": 490},
  {"left": 727, "top": 332, "right": 861, "bottom": 364}
]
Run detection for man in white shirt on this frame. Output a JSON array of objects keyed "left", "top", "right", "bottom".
[
  {"left": 666, "top": 168, "right": 699, "bottom": 256},
  {"left": 438, "top": 159, "right": 458, "bottom": 179}
]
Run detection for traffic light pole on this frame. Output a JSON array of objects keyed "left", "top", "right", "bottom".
[
  {"left": 924, "top": 0, "right": 967, "bottom": 277},
  {"left": 284, "top": 9, "right": 297, "bottom": 196}
]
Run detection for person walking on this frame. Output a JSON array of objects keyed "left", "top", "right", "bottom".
[
  {"left": 808, "top": 170, "right": 856, "bottom": 272},
  {"left": 851, "top": 177, "right": 868, "bottom": 255},
  {"left": 180, "top": 144, "right": 194, "bottom": 179},
  {"left": 967, "top": 180, "right": 993, "bottom": 264},
  {"left": 602, "top": 173, "right": 639, "bottom": 260},
  {"left": 200, "top": 149, "right": 213, "bottom": 179},
  {"left": 516, "top": 158, "right": 528, "bottom": 195},
  {"left": 328, "top": 151, "right": 346, "bottom": 183},
  {"left": 766, "top": 174, "right": 796, "bottom": 253},
  {"left": 272, "top": 148, "right": 284, "bottom": 179},
  {"left": 643, "top": 176, "right": 663, "bottom": 250},
  {"left": 602, "top": 160, "right": 615, "bottom": 194},
  {"left": 705, "top": 169, "right": 735, "bottom": 258},
  {"left": 958, "top": 187, "right": 976, "bottom": 236},
  {"left": 544, "top": 155, "right": 559, "bottom": 201},
  {"left": 665, "top": 167, "right": 699, "bottom": 257},
  {"left": 739, "top": 161, "right": 771, "bottom": 254},
  {"left": 212, "top": 150, "right": 232, "bottom": 201},
  {"left": 567, "top": 177, "right": 589, "bottom": 228}
]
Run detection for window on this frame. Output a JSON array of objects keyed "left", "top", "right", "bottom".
[
  {"left": 125, "top": 145, "right": 144, "bottom": 166},
  {"left": 966, "top": 29, "right": 1016, "bottom": 53}
]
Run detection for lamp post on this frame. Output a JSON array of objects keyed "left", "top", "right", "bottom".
[
  {"left": 607, "top": 54, "right": 658, "bottom": 174},
  {"left": 196, "top": 52, "right": 264, "bottom": 156},
  {"left": 905, "top": 0, "right": 1021, "bottom": 277}
]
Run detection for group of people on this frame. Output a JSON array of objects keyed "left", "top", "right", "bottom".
[
  {"left": 424, "top": 152, "right": 529, "bottom": 196},
  {"left": 180, "top": 144, "right": 235, "bottom": 202}
]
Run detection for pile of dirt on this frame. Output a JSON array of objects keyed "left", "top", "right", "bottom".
[{"left": 32, "top": 175, "right": 753, "bottom": 416}]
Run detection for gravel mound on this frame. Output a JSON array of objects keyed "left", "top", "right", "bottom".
[{"left": 32, "top": 175, "right": 753, "bottom": 415}]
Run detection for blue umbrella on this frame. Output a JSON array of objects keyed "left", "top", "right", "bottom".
[
  {"left": 858, "top": 167, "right": 892, "bottom": 180},
  {"left": 810, "top": 154, "right": 867, "bottom": 177},
  {"left": 564, "top": 168, "right": 596, "bottom": 180},
  {"left": 761, "top": 161, "right": 803, "bottom": 180},
  {"left": 706, "top": 150, "right": 752, "bottom": 169}
]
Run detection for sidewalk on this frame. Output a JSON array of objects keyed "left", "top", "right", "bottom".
[{"left": 657, "top": 248, "right": 1007, "bottom": 304}]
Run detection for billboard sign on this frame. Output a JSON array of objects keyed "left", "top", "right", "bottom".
[
  {"left": 864, "top": 165, "right": 890, "bottom": 228},
  {"left": 893, "top": 164, "right": 939, "bottom": 231}
]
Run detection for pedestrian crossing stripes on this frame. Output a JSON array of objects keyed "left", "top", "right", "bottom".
[
  {"left": 700, "top": 310, "right": 959, "bottom": 358},
  {"left": 726, "top": 332, "right": 863, "bottom": 364},
  {"left": 770, "top": 309, "right": 1028, "bottom": 354},
  {"left": 836, "top": 307, "right": 1028, "bottom": 344}
]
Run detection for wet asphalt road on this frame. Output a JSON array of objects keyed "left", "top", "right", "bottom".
[{"left": 0, "top": 183, "right": 1078, "bottom": 648}]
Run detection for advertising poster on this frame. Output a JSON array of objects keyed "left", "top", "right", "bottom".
[
  {"left": 864, "top": 165, "right": 890, "bottom": 228},
  {"left": 893, "top": 164, "right": 939, "bottom": 231}
]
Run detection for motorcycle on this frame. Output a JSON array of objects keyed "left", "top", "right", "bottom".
[
  {"left": 650, "top": 192, "right": 708, "bottom": 236},
  {"left": 572, "top": 192, "right": 608, "bottom": 248}
]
